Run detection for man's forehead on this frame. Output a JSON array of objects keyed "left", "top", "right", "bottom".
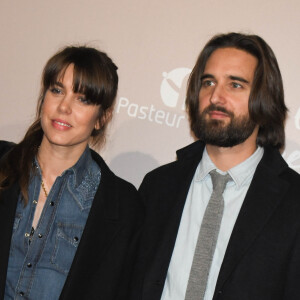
[{"left": 202, "top": 47, "right": 257, "bottom": 80}]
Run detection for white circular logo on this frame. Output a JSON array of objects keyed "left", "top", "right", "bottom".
[{"left": 160, "top": 68, "right": 191, "bottom": 110}]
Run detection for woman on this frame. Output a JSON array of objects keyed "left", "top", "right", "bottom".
[{"left": 0, "top": 46, "right": 143, "bottom": 299}]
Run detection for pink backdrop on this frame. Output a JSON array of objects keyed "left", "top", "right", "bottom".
[{"left": 1, "top": 0, "right": 299, "bottom": 186}]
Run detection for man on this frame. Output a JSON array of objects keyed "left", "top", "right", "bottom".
[{"left": 132, "top": 33, "right": 300, "bottom": 300}]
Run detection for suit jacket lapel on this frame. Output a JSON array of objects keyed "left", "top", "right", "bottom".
[
  {"left": 143, "top": 142, "right": 205, "bottom": 295},
  {"left": 215, "top": 148, "right": 290, "bottom": 294}
]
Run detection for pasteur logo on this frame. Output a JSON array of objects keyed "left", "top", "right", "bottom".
[
  {"left": 116, "top": 67, "right": 191, "bottom": 128},
  {"left": 160, "top": 68, "right": 191, "bottom": 110}
]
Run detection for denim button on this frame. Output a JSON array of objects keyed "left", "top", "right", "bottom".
[
  {"left": 74, "top": 236, "right": 79, "bottom": 242},
  {"left": 19, "top": 291, "right": 24, "bottom": 296},
  {"left": 50, "top": 201, "right": 54, "bottom": 206},
  {"left": 27, "top": 263, "right": 32, "bottom": 268},
  {"left": 38, "top": 233, "right": 43, "bottom": 238}
]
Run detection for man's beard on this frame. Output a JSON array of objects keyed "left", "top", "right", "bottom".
[{"left": 193, "top": 104, "right": 256, "bottom": 147}]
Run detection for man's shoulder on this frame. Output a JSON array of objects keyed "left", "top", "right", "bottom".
[
  {"left": 278, "top": 161, "right": 300, "bottom": 185},
  {"left": 141, "top": 140, "right": 205, "bottom": 185},
  {"left": 258, "top": 146, "right": 300, "bottom": 189},
  {"left": 176, "top": 140, "right": 205, "bottom": 160}
]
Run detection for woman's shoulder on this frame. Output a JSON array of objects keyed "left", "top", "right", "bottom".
[
  {"left": 0, "top": 140, "right": 15, "bottom": 159},
  {"left": 90, "top": 148, "right": 137, "bottom": 192}
]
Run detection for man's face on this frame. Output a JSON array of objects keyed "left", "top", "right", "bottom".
[{"left": 194, "top": 47, "right": 258, "bottom": 147}]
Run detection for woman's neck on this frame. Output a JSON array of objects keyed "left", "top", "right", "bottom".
[{"left": 37, "top": 136, "right": 87, "bottom": 187}]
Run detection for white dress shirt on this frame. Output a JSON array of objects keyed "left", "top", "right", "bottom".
[{"left": 161, "top": 146, "right": 264, "bottom": 300}]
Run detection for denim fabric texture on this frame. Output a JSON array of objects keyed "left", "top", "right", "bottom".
[{"left": 5, "top": 147, "right": 101, "bottom": 300}]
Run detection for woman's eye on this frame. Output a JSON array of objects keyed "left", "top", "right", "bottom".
[
  {"left": 79, "top": 97, "right": 91, "bottom": 105},
  {"left": 50, "top": 87, "right": 62, "bottom": 94}
]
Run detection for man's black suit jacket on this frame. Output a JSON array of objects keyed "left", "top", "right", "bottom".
[
  {"left": 132, "top": 141, "right": 300, "bottom": 300},
  {"left": 0, "top": 141, "right": 144, "bottom": 300}
]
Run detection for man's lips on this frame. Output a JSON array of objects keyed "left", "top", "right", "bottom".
[
  {"left": 208, "top": 110, "right": 230, "bottom": 119},
  {"left": 51, "top": 119, "right": 72, "bottom": 130}
]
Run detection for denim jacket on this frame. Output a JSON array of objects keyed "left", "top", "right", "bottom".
[{"left": 5, "top": 147, "right": 101, "bottom": 299}]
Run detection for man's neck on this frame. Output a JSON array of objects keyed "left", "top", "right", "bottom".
[{"left": 206, "top": 131, "right": 258, "bottom": 171}]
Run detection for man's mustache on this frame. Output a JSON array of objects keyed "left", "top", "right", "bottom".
[{"left": 203, "top": 104, "right": 234, "bottom": 118}]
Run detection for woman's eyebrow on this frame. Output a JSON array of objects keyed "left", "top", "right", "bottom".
[{"left": 53, "top": 81, "right": 64, "bottom": 88}]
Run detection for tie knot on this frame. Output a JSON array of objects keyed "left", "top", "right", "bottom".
[{"left": 209, "top": 169, "right": 231, "bottom": 195}]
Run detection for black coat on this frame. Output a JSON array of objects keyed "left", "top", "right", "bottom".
[
  {"left": 132, "top": 140, "right": 300, "bottom": 300},
  {"left": 0, "top": 141, "right": 144, "bottom": 300}
]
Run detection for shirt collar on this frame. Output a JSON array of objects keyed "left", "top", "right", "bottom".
[
  {"left": 68, "top": 146, "right": 96, "bottom": 188},
  {"left": 228, "top": 146, "right": 264, "bottom": 188},
  {"left": 196, "top": 148, "right": 216, "bottom": 181},
  {"left": 196, "top": 146, "right": 264, "bottom": 188}
]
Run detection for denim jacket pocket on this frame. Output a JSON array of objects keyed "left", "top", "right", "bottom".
[{"left": 51, "top": 223, "right": 84, "bottom": 274}]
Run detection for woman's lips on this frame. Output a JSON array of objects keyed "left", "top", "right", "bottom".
[{"left": 51, "top": 119, "right": 72, "bottom": 130}]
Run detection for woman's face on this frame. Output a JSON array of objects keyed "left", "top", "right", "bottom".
[{"left": 40, "top": 64, "right": 100, "bottom": 152}]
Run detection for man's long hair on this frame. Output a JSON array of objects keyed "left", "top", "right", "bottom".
[{"left": 186, "top": 32, "right": 287, "bottom": 149}]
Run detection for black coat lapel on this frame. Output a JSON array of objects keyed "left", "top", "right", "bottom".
[
  {"left": 215, "top": 148, "right": 290, "bottom": 294},
  {"left": 60, "top": 153, "right": 121, "bottom": 297}
]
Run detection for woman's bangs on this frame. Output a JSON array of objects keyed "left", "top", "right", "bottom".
[{"left": 72, "top": 65, "right": 103, "bottom": 106}]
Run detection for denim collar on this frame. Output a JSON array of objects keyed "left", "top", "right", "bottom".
[
  {"left": 68, "top": 146, "right": 96, "bottom": 188},
  {"left": 66, "top": 146, "right": 101, "bottom": 209},
  {"left": 33, "top": 146, "right": 101, "bottom": 209}
]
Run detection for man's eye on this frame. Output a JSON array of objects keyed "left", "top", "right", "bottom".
[
  {"left": 232, "top": 82, "right": 242, "bottom": 88},
  {"left": 202, "top": 80, "right": 215, "bottom": 87}
]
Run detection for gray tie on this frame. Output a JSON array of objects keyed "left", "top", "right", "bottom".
[{"left": 185, "top": 170, "right": 231, "bottom": 300}]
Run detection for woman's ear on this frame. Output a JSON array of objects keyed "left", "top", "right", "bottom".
[
  {"left": 98, "top": 109, "right": 113, "bottom": 129},
  {"left": 95, "top": 120, "right": 101, "bottom": 130}
]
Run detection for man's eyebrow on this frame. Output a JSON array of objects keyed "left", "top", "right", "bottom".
[
  {"left": 200, "top": 74, "right": 250, "bottom": 84},
  {"left": 229, "top": 75, "right": 250, "bottom": 84},
  {"left": 200, "top": 74, "right": 215, "bottom": 80}
]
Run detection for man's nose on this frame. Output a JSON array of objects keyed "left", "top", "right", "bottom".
[{"left": 209, "top": 84, "right": 226, "bottom": 105}]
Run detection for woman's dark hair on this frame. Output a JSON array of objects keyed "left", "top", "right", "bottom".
[
  {"left": 0, "top": 46, "right": 118, "bottom": 203},
  {"left": 186, "top": 32, "right": 287, "bottom": 149}
]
